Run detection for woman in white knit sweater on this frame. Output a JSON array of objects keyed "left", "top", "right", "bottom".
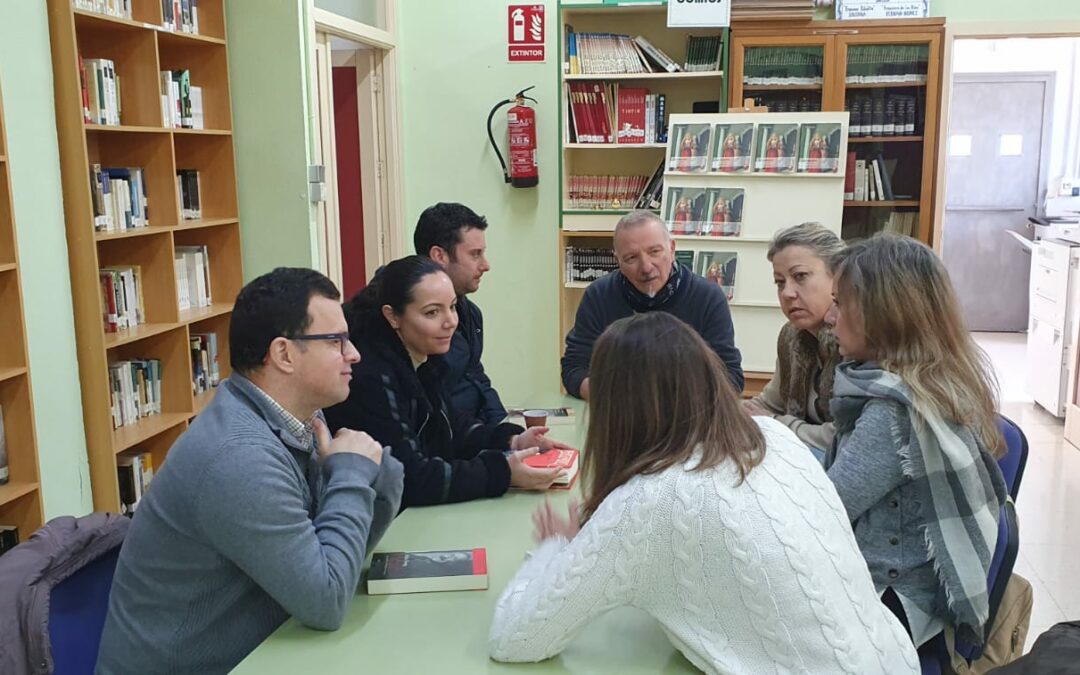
[{"left": 489, "top": 312, "right": 918, "bottom": 674}]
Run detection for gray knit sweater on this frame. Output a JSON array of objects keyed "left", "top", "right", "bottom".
[{"left": 96, "top": 375, "right": 403, "bottom": 674}]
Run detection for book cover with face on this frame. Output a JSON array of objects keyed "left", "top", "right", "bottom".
[
  {"left": 702, "top": 188, "right": 744, "bottom": 237},
  {"left": 663, "top": 186, "right": 710, "bottom": 235},
  {"left": 797, "top": 122, "right": 843, "bottom": 173},
  {"left": 711, "top": 123, "right": 755, "bottom": 172},
  {"left": 754, "top": 123, "right": 799, "bottom": 173},
  {"left": 667, "top": 123, "right": 712, "bottom": 173},
  {"left": 695, "top": 251, "right": 738, "bottom": 300}
]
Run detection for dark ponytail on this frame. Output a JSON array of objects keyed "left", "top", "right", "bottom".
[{"left": 346, "top": 255, "right": 446, "bottom": 335}]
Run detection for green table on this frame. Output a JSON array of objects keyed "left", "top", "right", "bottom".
[{"left": 233, "top": 397, "right": 698, "bottom": 673}]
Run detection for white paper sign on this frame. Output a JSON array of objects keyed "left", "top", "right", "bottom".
[
  {"left": 667, "top": 0, "right": 731, "bottom": 28},
  {"left": 837, "top": 0, "right": 929, "bottom": 20}
]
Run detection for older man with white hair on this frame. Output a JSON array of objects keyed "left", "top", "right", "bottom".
[{"left": 561, "top": 210, "right": 743, "bottom": 400}]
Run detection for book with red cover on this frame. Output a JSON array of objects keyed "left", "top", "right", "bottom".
[
  {"left": 843, "top": 151, "right": 856, "bottom": 200},
  {"left": 524, "top": 448, "right": 580, "bottom": 489},
  {"left": 366, "top": 548, "right": 488, "bottom": 595}
]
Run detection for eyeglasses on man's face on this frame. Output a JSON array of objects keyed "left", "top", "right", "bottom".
[{"left": 289, "top": 332, "right": 352, "bottom": 355}]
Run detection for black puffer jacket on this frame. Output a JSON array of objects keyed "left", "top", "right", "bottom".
[{"left": 324, "top": 313, "right": 523, "bottom": 508}]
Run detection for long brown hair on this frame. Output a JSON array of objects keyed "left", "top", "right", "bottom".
[
  {"left": 581, "top": 312, "right": 765, "bottom": 521},
  {"left": 831, "top": 234, "right": 1004, "bottom": 457}
]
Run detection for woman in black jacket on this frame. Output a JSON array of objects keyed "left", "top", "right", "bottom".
[{"left": 324, "top": 256, "right": 568, "bottom": 508}]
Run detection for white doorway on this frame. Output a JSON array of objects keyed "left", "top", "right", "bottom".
[{"left": 310, "top": 6, "right": 406, "bottom": 298}]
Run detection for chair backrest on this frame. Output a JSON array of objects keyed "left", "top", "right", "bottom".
[
  {"left": 996, "top": 415, "right": 1028, "bottom": 501},
  {"left": 955, "top": 499, "right": 1020, "bottom": 662},
  {"left": 48, "top": 545, "right": 121, "bottom": 675}
]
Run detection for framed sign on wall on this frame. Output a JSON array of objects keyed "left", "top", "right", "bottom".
[{"left": 837, "top": 0, "right": 929, "bottom": 20}]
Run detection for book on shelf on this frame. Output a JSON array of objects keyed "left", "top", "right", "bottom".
[
  {"left": 564, "top": 30, "right": 664, "bottom": 75},
  {"left": 615, "top": 87, "right": 648, "bottom": 144},
  {"left": 847, "top": 94, "right": 918, "bottom": 138},
  {"left": 506, "top": 407, "right": 576, "bottom": 427},
  {"left": 81, "top": 57, "right": 121, "bottom": 126},
  {"left": 90, "top": 164, "right": 149, "bottom": 232},
  {"left": 564, "top": 83, "right": 667, "bottom": 145},
  {"left": 754, "top": 122, "right": 799, "bottom": 173},
  {"left": 523, "top": 448, "right": 580, "bottom": 490},
  {"left": 72, "top": 0, "right": 133, "bottom": 20},
  {"left": 797, "top": 122, "right": 842, "bottom": 173},
  {"left": 118, "top": 451, "right": 154, "bottom": 515},
  {"left": 99, "top": 265, "right": 145, "bottom": 332},
  {"left": 844, "top": 44, "right": 928, "bottom": 85},
  {"left": 684, "top": 35, "right": 723, "bottom": 72},
  {"left": 190, "top": 332, "right": 220, "bottom": 394},
  {"left": 674, "top": 250, "right": 695, "bottom": 270},
  {"left": 161, "top": 70, "right": 202, "bottom": 129},
  {"left": 844, "top": 152, "right": 856, "bottom": 200},
  {"left": 366, "top": 548, "right": 488, "bottom": 595},
  {"left": 633, "top": 36, "right": 681, "bottom": 73},
  {"left": 0, "top": 403, "right": 7, "bottom": 485},
  {"left": 742, "top": 48, "right": 823, "bottom": 87},
  {"left": 108, "top": 359, "right": 162, "bottom": 429},
  {"left": 161, "top": 0, "right": 200, "bottom": 34},
  {"left": 695, "top": 251, "right": 738, "bottom": 301},
  {"left": 567, "top": 174, "right": 650, "bottom": 210},
  {"left": 564, "top": 247, "right": 617, "bottom": 284},
  {"left": 0, "top": 525, "right": 17, "bottom": 557},
  {"left": 635, "top": 161, "right": 665, "bottom": 210},
  {"left": 710, "top": 122, "right": 754, "bottom": 173},
  {"left": 667, "top": 123, "right": 712, "bottom": 173},
  {"left": 175, "top": 245, "right": 213, "bottom": 311},
  {"left": 176, "top": 169, "right": 202, "bottom": 220}
]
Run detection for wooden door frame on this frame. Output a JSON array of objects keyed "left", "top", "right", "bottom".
[
  {"left": 309, "top": 2, "right": 407, "bottom": 285},
  {"left": 933, "top": 22, "right": 1080, "bottom": 254}
]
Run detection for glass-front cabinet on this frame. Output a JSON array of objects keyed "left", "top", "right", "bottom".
[{"left": 730, "top": 20, "right": 944, "bottom": 244}]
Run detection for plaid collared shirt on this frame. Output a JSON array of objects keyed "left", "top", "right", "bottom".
[{"left": 248, "top": 381, "right": 314, "bottom": 449}]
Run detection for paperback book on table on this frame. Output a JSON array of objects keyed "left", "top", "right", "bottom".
[
  {"left": 523, "top": 448, "right": 580, "bottom": 490},
  {"left": 366, "top": 548, "right": 488, "bottom": 595}
]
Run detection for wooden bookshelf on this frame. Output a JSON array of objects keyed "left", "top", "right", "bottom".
[
  {"left": 729, "top": 18, "right": 945, "bottom": 243},
  {"left": 47, "top": 0, "right": 242, "bottom": 512},
  {"left": 0, "top": 79, "right": 45, "bottom": 540}
]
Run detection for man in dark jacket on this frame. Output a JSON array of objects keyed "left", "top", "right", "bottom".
[
  {"left": 414, "top": 203, "right": 507, "bottom": 425},
  {"left": 562, "top": 210, "right": 744, "bottom": 399}
]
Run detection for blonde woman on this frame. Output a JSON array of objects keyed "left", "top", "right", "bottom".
[
  {"left": 745, "top": 222, "right": 844, "bottom": 454},
  {"left": 824, "top": 234, "right": 1007, "bottom": 649},
  {"left": 490, "top": 312, "right": 918, "bottom": 674}
]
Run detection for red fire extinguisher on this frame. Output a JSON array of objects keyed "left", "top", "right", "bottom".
[{"left": 487, "top": 86, "right": 538, "bottom": 188}]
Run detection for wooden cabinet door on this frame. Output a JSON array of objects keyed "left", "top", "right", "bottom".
[{"left": 729, "top": 35, "right": 836, "bottom": 112}]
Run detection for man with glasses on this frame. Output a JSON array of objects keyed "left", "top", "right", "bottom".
[{"left": 98, "top": 267, "right": 403, "bottom": 675}]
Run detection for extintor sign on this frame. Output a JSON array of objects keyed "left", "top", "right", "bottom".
[{"left": 508, "top": 5, "right": 544, "bottom": 63}]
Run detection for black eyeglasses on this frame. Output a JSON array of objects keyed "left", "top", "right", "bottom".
[{"left": 289, "top": 332, "right": 352, "bottom": 355}]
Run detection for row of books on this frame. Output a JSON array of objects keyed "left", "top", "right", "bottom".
[
  {"left": 750, "top": 94, "right": 822, "bottom": 114},
  {"left": 109, "top": 359, "right": 162, "bottom": 429},
  {"left": 176, "top": 245, "right": 213, "bottom": 310},
  {"left": 191, "top": 333, "right": 220, "bottom": 395},
  {"left": 162, "top": 0, "right": 200, "bottom": 34},
  {"left": 564, "top": 83, "right": 667, "bottom": 144},
  {"left": 90, "top": 164, "right": 148, "bottom": 232},
  {"left": 161, "top": 70, "right": 204, "bottom": 130},
  {"left": 100, "top": 265, "right": 144, "bottom": 332},
  {"left": 847, "top": 95, "right": 918, "bottom": 137},
  {"left": 684, "top": 36, "right": 723, "bottom": 72},
  {"left": 73, "top": 0, "right": 132, "bottom": 19},
  {"left": 675, "top": 250, "right": 738, "bottom": 301},
  {"left": 845, "top": 45, "right": 929, "bottom": 84},
  {"left": 742, "top": 48, "right": 824, "bottom": 86},
  {"left": 564, "top": 29, "right": 683, "bottom": 75},
  {"left": 843, "top": 152, "right": 900, "bottom": 202},
  {"left": 80, "top": 57, "right": 121, "bottom": 126},
  {"left": 844, "top": 212, "right": 918, "bottom": 240},
  {"left": 668, "top": 121, "right": 843, "bottom": 174},
  {"left": 564, "top": 247, "right": 617, "bottom": 284},
  {"left": 177, "top": 169, "right": 203, "bottom": 220},
  {"left": 118, "top": 452, "right": 155, "bottom": 515},
  {"left": 567, "top": 174, "right": 650, "bottom": 211}
]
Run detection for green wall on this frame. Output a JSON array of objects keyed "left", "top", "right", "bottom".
[
  {"left": 0, "top": 2, "right": 93, "bottom": 518},
  {"left": 314, "top": 0, "right": 380, "bottom": 27},
  {"left": 227, "top": 0, "right": 319, "bottom": 279},
  {"left": 398, "top": 0, "right": 562, "bottom": 404}
]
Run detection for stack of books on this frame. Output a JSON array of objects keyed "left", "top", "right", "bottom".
[
  {"left": 161, "top": 0, "right": 200, "bottom": 34},
  {"left": 161, "top": 70, "right": 204, "bottom": 130},
  {"left": 731, "top": 0, "right": 815, "bottom": 21},
  {"left": 684, "top": 36, "right": 723, "bottom": 72},
  {"left": 90, "top": 165, "right": 149, "bottom": 233},
  {"left": 190, "top": 332, "right": 221, "bottom": 395},
  {"left": 108, "top": 359, "right": 162, "bottom": 429},
  {"left": 175, "top": 245, "right": 213, "bottom": 311},
  {"left": 99, "top": 265, "right": 145, "bottom": 332},
  {"left": 118, "top": 452, "right": 154, "bottom": 515},
  {"left": 568, "top": 174, "right": 650, "bottom": 210},
  {"left": 79, "top": 57, "right": 121, "bottom": 126}
]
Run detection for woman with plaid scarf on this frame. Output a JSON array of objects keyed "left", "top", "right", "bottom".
[{"left": 822, "top": 234, "right": 1007, "bottom": 650}]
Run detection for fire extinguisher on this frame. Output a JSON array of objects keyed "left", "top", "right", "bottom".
[{"left": 486, "top": 86, "right": 538, "bottom": 188}]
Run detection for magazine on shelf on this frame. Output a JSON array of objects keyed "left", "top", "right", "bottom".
[
  {"left": 701, "top": 188, "right": 744, "bottom": 237},
  {"left": 663, "top": 186, "right": 710, "bottom": 236},
  {"left": 667, "top": 123, "right": 712, "bottom": 173},
  {"left": 753, "top": 123, "right": 799, "bottom": 173},
  {"left": 711, "top": 123, "right": 755, "bottom": 173},
  {"left": 797, "top": 122, "right": 843, "bottom": 173},
  {"left": 695, "top": 251, "right": 738, "bottom": 301}
]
